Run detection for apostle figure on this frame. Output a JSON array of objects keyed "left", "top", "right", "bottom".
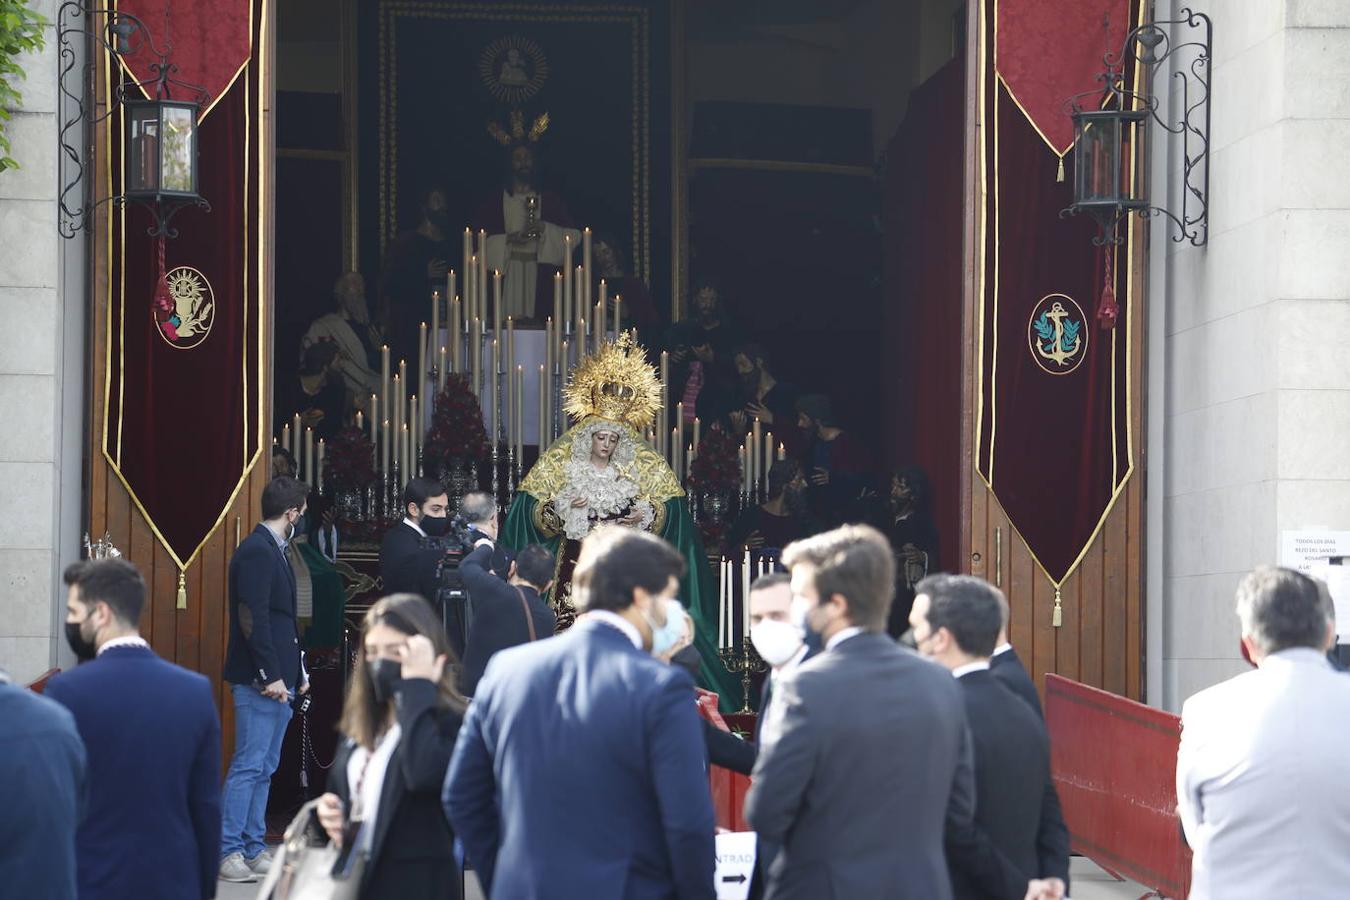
[
  {"left": 381, "top": 186, "right": 453, "bottom": 366},
  {"left": 592, "top": 231, "right": 661, "bottom": 340},
  {"left": 475, "top": 114, "right": 580, "bottom": 321},
  {"left": 302, "top": 272, "right": 380, "bottom": 412},
  {"left": 501, "top": 332, "right": 739, "bottom": 706}
]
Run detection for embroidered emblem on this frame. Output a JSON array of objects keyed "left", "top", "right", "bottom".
[
  {"left": 1028, "top": 294, "right": 1087, "bottom": 375},
  {"left": 479, "top": 35, "right": 549, "bottom": 105},
  {"left": 155, "top": 266, "right": 214, "bottom": 349}
]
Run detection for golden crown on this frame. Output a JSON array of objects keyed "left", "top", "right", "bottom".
[
  {"left": 562, "top": 331, "right": 663, "bottom": 432},
  {"left": 487, "top": 109, "right": 550, "bottom": 147}
]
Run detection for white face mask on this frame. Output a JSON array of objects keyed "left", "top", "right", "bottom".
[{"left": 751, "top": 618, "right": 804, "bottom": 667}]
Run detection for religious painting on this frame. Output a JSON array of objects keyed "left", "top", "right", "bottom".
[{"left": 360, "top": 0, "right": 673, "bottom": 305}]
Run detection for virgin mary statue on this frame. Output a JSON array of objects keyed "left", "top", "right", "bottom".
[{"left": 502, "top": 332, "right": 737, "bottom": 706}]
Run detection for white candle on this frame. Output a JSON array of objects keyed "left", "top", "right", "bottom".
[
  {"left": 777, "top": 442, "right": 786, "bottom": 461},
  {"left": 446, "top": 270, "right": 455, "bottom": 323},
  {"left": 671, "top": 427, "right": 678, "bottom": 470},
  {"left": 538, "top": 364, "right": 546, "bottom": 452},
  {"left": 478, "top": 230, "right": 488, "bottom": 321},
  {"left": 450, "top": 297, "right": 461, "bottom": 373},
  {"left": 675, "top": 402, "right": 684, "bottom": 468},
  {"left": 369, "top": 394, "right": 378, "bottom": 448},
  {"left": 659, "top": 351, "right": 669, "bottom": 457},
  {"left": 462, "top": 228, "right": 473, "bottom": 299},
  {"left": 467, "top": 255, "right": 477, "bottom": 324},
  {"left": 418, "top": 322, "right": 428, "bottom": 407},
  {"left": 381, "top": 420, "right": 390, "bottom": 485},
  {"left": 516, "top": 365, "right": 524, "bottom": 462},
  {"left": 752, "top": 417, "right": 762, "bottom": 493},
  {"left": 598, "top": 279, "right": 607, "bottom": 344},
  {"left": 719, "top": 559, "right": 727, "bottom": 648},
  {"left": 317, "top": 438, "right": 325, "bottom": 493},
  {"left": 742, "top": 550, "right": 752, "bottom": 638},
  {"left": 409, "top": 395, "right": 418, "bottom": 476},
  {"left": 401, "top": 424, "right": 410, "bottom": 481},
  {"left": 281, "top": 424, "right": 290, "bottom": 458},
  {"left": 380, "top": 345, "right": 390, "bottom": 460},
  {"left": 304, "top": 427, "right": 313, "bottom": 486},
  {"left": 563, "top": 234, "right": 573, "bottom": 330},
  {"left": 553, "top": 272, "right": 563, "bottom": 348},
  {"left": 574, "top": 266, "right": 584, "bottom": 337},
  {"left": 582, "top": 227, "right": 592, "bottom": 311},
  {"left": 490, "top": 338, "right": 498, "bottom": 446},
  {"left": 593, "top": 301, "right": 602, "bottom": 353},
  {"left": 613, "top": 293, "right": 622, "bottom": 333},
  {"left": 693, "top": 417, "right": 701, "bottom": 460},
  {"left": 471, "top": 317, "right": 482, "bottom": 400},
  {"left": 764, "top": 430, "right": 774, "bottom": 481},
  {"left": 438, "top": 346, "right": 447, "bottom": 393},
  {"left": 493, "top": 270, "right": 503, "bottom": 350},
  {"left": 355, "top": 410, "right": 363, "bottom": 432}
]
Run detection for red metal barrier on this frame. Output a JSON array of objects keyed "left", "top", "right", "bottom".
[
  {"left": 26, "top": 667, "right": 60, "bottom": 694},
  {"left": 1044, "top": 674, "right": 1191, "bottom": 899}
]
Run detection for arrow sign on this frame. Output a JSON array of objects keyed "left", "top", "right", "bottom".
[
  {"left": 721, "top": 874, "right": 747, "bottom": 884},
  {"left": 714, "top": 832, "right": 756, "bottom": 899}
]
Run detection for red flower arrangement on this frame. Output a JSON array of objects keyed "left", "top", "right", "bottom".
[
  {"left": 688, "top": 425, "right": 742, "bottom": 494},
  {"left": 423, "top": 374, "right": 490, "bottom": 470},
  {"left": 325, "top": 426, "right": 377, "bottom": 491}
]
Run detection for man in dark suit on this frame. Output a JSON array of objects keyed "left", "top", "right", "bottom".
[
  {"left": 220, "top": 476, "right": 310, "bottom": 883},
  {"left": 379, "top": 476, "right": 453, "bottom": 600},
  {"left": 748, "top": 525, "right": 981, "bottom": 900},
  {"left": 46, "top": 560, "right": 221, "bottom": 900},
  {"left": 987, "top": 597, "right": 1072, "bottom": 891},
  {"left": 0, "top": 667, "right": 86, "bottom": 900},
  {"left": 458, "top": 541, "right": 556, "bottom": 696},
  {"left": 910, "top": 575, "right": 1068, "bottom": 900},
  {"left": 444, "top": 526, "right": 715, "bottom": 899},
  {"left": 460, "top": 490, "right": 514, "bottom": 577}
]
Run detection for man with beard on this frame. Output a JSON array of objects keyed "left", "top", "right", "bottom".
[
  {"left": 381, "top": 186, "right": 454, "bottom": 366},
  {"left": 302, "top": 272, "right": 381, "bottom": 412},
  {"left": 727, "top": 461, "right": 814, "bottom": 554},
  {"left": 795, "top": 393, "right": 874, "bottom": 529},
  {"left": 666, "top": 281, "right": 742, "bottom": 425},
  {"left": 475, "top": 141, "right": 579, "bottom": 321},
  {"left": 592, "top": 232, "right": 660, "bottom": 340},
  {"left": 729, "top": 343, "right": 800, "bottom": 447}
]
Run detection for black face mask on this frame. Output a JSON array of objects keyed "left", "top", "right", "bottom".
[
  {"left": 420, "top": 514, "right": 453, "bottom": 538},
  {"left": 670, "top": 644, "right": 703, "bottom": 682},
  {"left": 368, "top": 658, "right": 403, "bottom": 705},
  {"left": 65, "top": 620, "right": 97, "bottom": 662}
]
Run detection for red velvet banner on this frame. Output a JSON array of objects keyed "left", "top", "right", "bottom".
[
  {"left": 975, "top": 0, "right": 1137, "bottom": 586},
  {"left": 103, "top": 0, "right": 263, "bottom": 577}
]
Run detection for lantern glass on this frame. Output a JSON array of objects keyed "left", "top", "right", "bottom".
[
  {"left": 1074, "top": 112, "right": 1122, "bottom": 205},
  {"left": 124, "top": 100, "right": 198, "bottom": 199}
]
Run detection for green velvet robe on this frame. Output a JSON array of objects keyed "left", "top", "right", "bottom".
[{"left": 502, "top": 491, "right": 743, "bottom": 711}]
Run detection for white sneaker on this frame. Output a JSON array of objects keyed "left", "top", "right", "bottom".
[
  {"left": 219, "top": 852, "right": 259, "bottom": 883},
  {"left": 246, "top": 848, "right": 275, "bottom": 875}
]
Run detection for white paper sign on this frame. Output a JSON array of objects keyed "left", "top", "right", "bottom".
[
  {"left": 1309, "top": 563, "right": 1350, "bottom": 640},
  {"left": 714, "top": 832, "right": 757, "bottom": 900},
  {"left": 1279, "top": 530, "right": 1350, "bottom": 574}
]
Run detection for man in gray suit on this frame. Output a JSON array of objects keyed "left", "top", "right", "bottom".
[
  {"left": 745, "top": 525, "right": 1053, "bottom": 900},
  {"left": 1178, "top": 566, "right": 1350, "bottom": 900}
]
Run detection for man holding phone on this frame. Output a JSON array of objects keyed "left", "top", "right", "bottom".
[{"left": 220, "top": 476, "right": 312, "bottom": 883}]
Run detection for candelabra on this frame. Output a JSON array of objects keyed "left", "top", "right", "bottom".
[
  {"left": 490, "top": 444, "right": 501, "bottom": 505},
  {"left": 717, "top": 642, "right": 768, "bottom": 714}
]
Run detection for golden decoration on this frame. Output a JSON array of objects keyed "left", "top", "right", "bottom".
[
  {"left": 562, "top": 331, "right": 662, "bottom": 431},
  {"left": 478, "top": 33, "right": 549, "bottom": 106},
  {"left": 520, "top": 416, "right": 684, "bottom": 506},
  {"left": 156, "top": 265, "right": 215, "bottom": 350}
]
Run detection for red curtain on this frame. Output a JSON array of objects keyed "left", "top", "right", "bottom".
[
  {"left": 883, "top": 58, "right": 965, "bottom": 575},
  {"left": 104, "top": 0, "right": 262, "bottom": 569}
]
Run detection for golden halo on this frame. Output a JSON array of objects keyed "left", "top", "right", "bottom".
[{"left": 562, "top": 331, "right": 662, "bottom": 432}]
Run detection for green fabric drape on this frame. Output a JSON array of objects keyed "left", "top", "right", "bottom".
[
  {"left": 295, "top": 540, "right": 346, "bottom": 650},
  {"left": 502, "top": 493, "right": 742, "bottom": 711}
]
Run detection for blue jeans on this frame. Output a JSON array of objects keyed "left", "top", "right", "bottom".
[{"left": 220, "top": 683, "right": 293, "bottom": 860}]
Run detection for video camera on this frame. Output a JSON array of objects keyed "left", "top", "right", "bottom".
[{"left": 417, "top": 514, "right": 479, "bottom": 655}]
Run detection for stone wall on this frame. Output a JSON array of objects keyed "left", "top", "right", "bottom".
[
  {"left": 1152, "top": 0, "right": 1350, "bottom": 709},
  {"left": 0, "top": 0, "right": 84, "bottom": 683}
]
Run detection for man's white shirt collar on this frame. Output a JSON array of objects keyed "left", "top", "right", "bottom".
[
  {"left": 586, "top": 610, "right": 643, "bottom": 649},
  {"left": 98, "top": 635, "right": 150, "bottom": 657},
  {"left": 993, "top": 643, "right": 1013, "bottom": 658},
  {"left": 952, "top": 660, "right": 991, "bottom": 679},
  {"left": 826, "top": 626, "right": 866, "bottom": 652},
  {"left": 403, "top": 517, "right": 426, "bottom": 537}
]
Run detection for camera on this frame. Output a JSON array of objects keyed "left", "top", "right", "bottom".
[{"left": 417, "top": 514, "right": 477, "bottom": 655}]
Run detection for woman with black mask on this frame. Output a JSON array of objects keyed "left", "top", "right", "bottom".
[{"left": 316, "top": 594, "right": 466, "bottom": 899}]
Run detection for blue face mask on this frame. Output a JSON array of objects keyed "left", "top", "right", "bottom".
[{"left": 645, "top": 598, "right": 687, "bottom": 657}]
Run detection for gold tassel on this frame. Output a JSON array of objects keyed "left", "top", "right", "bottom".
[
  {"left": 176, "top": 570, "right": 187, "bottom": 609},
  {"left": 1051, "top": 587, "right": 1063, "bottom": 628},
  {"left": 1056, "top": 157, "right": 1066, "bottom": 183}
]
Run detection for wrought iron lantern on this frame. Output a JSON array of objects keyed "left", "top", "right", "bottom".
[
  {"left": 1062, "top": 9, "right": 1212, "bottom": 247},
  {"left": 58, "top": 7, "right": 212, "bottom": 238}
]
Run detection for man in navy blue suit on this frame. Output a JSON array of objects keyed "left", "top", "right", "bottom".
[
  {"left": 220, "top": 475, "right": 310, "bottom": 882},
  {"left": 46, "top": 559, "right": 222, "bottom": 900},
  {"left": 444, "top": 525, "right": 716, "bottom": 899}
]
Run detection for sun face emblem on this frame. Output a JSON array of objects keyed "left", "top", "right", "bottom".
[{"left": 154, "top": 266, "right": 214, "bottom": 349}]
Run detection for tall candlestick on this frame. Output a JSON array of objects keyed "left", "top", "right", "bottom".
[
  {"left": 516, "top": 365, "right": 524, "bottom": 463},
  {"left": 450, "top": 297, "right": 461, "bottom": 373},
  {"left": 401, "top": 424, "right": 410, "bottom": 482},
  {"left": 693, "top": 417, "right": 701, "bottom": 460},
  {"left": 553, "top": 272, "right": 563, "bottom": 346},
  {"left": 369, "top": 394, "right": 378, "bottom": 448},
  {"left": 409, "top": 395, "right": 418, "bottom": 476},
  {"left": 317, "top": 438, "right": 325, "bottom": 493},
  {"left": 490, "top": 339, "right": 499, "bottom": 445},
  {"left": 764, "top": 430, "right": 774, "bottom": 480},
  {"left": 740, "top": 444, "right": 749, "bottom": 494},
  {"left": 507, "top": 316, "right": 516, "bottom": 387},
  {"left": 719, "top": 559, "right": 727, "bottom": 648},
  {"left": 392, "top": 375, "right": 402, "bottom": 460},
  {"left": 478, "top": 230, "right": 488, "bottom": 318},
  {"left": 563, "top": 234, "right": 574, "bottom": 330},
  {"left": 574, "top": 266, "right": 584, "bottom": 338},
  {"left": 381, "top": 420, "right": 390, "bottom": 486},
  {"left": 659, "top": 351, "right": 669, "bottom": 457},
  {"left": 462, "top": 228, "right": 473, "bottom": 295},
  {"left": 281, "top": 424, "right": 290, "bottom": 458},
  {"left": 613, "top": 293, "right": 622, "bottom": 333},
  {"left": 675, "top": 402, "right": 684, "bottom": 469},
  {"left": 752, "top": 418, "right": 763, "bottom": 493},
  {"left": 396, "top": 361, "right": 407, "bottom": 434},
  {"left": 380, "top": 345, "right": 390, "bottom": 447},
  {"left": 447, "top": 270, "right": 455, "bottom": 322},
  {"left": 598, "top": 279, "right": 607, "bottom": 344},
  {"left": 742, "top": 549, "right": 752, "bottom": 638},
  {"left": 671, "top": 427, "right": 679, "bottom": 472},
  {"left": 577, "top": 319, "right": 586, "bottom": 365},
  {"left": 304, "top": 427, "right": 314, "bottom": 486},
  {"left": 582, "top": 227, "right": 592, "bottom": 311},
  {"left": 492, "top": 270, "right": 503, "bottom": 349},
  {"left": 418, "top": 322, "right": 427, "bottom": 408},
  {"left": 438, "top": 346, "right": 447, "bottom": 393},
  {"left": 593, "top": 302, "right": 602, "bottom": 353},
  {"left": 430, "top": 288, "right": 439, "bottom": 376},
  {"left": 471, "top": 317, "right": 482, "bottom": 401},
  {"left": 686, "top": 444, "right": 693, "bottom": 481},
  {"left": 538, "top": 363, "right": 546, "bottom": 451}
]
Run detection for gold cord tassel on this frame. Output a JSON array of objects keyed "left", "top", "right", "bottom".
[
  {"left": 1055, "top": 157, "right": 1066, "bottom": 183},
  {"left": 176, "top": 570, "right": 187, "bottom": 609},
  {"left": 1051, "top": 587, "right": 1063, "bottom": 627}
]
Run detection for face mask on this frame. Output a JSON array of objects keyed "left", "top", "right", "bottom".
[
  {"left": 790, "top": 595, "right": 825, "bottom": 656},
  {"left": 670, "top": 644, "right": 702, "bottom": 681},
  {"left": 751, "top": 618, "right": 804, "bottom": 667},
  {"left": 645, "top": 598, "right": 687, "bottom": 657},
  {"left": 65, "top": 618, "right": 98, "bottom": 662},
  {"left": 292, "top": 514, "right": 309, "bottom": 539},
  {"left": 368, "top": 657, "right": 403, "bottom": 705},
  {"left": 420, "top": 513, "right": 453, "bottom": 538}
]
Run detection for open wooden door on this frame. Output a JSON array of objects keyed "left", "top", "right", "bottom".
[{"left": 958, "top": 0, "right": 1145, "bottom": 701}]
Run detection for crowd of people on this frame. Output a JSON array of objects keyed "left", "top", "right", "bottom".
[{"left": 8, "top": 460, "right": 1350, "bottom": 899}]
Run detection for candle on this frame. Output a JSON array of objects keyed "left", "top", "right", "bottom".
[
  {"left": 582, "top": 227, "right": 592, "bottom": 310},
  {"left": 392, "top": 375, "right": 402, "bottom": 465},
  {"left": 369, "top": 394, "right": 378, "bottom": 448},
  {"left": 429, "top": 289, "right": 438, "bottom": 379},
  {"left": 686, "top": 443, "right": 693, "bottom": 481},
  {"left": 593, "top": 302, "right": 602, "bottom": 352},
  {"left": 752, "top": 417, "right": 762, "bottom": 493},
  {"left": 401, "top": 424, "right": 410, "bottom": 481},
  {"left": 507, "top": 316, "right": 516, "bottom": 389},
  {"left": 355, "top": 410, "right": 363, "bottom": 432},
  {"left": 693, "top": 417, "right": 701, "bottom": 460},
  {"left": 740, "top": 444, "right": 749, "bottom": 493},
  {"left": 764, "top": 430, "right": 774, "bottom": 481},
  {"left": 563, "top": 234, "right": 574, "bottom": 330},
  {"left": 719, "top": 559, "right": 727, "bottom": 648},
  {"left": 490, "top": 339, "right": 499, "bottom": 445},
  {"left": 613, "top": 293, "right": 622, "bottom": 333},
  {"left": 438, "top": 346, "right": 447, "bottom": 393},
  {"left": 304, "top": 427, "right": 313, "bottom": 486},
  {"left": 777, "top": 442, "right": 786, "bottom": 461},
  {"left": 281, "top": 424, "right": 290, "bottom": 458},
  {"left": 451, "top": 297, "right": 462, "bottom": 374},
  {"left": 418, "top": 322, "right": 427, "bottom": 407},
  {"left": 516, "top": 365, "right": 524, "bottom": 463},
  {"left": 478, "top": 229, "right": 488, "bottom": 316},
  {"left": 553, "top": 272, "right": 563, "bottom": 346},
  {"left": 742, "top": 549, "right": 752, "bottom": 638},
  {"left": 467, "top": 255, "right": 477, "bottom": 324},
  {"left": 396, "top": 361, "right": 407, "bottom": 434},
  {"left": 471, "top": 317, "right": 482, "bottom": 400},
  {"left": 317, "top": 438, "right": 325, "bottom": 493},
  {"left": 538, "top": 364, "right": 546, "bottom": 452},
  {"left": 675, "top": 402, "right": 684, "bottom": 468},
  {"left": 671, "top": 427, "right": 679, "bottom": 472},
  {"left": 493, "top": 270, "right": 503, "bottom": 349},
  {"left": 598, "top": 279, "right": 607, "bottom": 345},
  {"left": 409, "top": 395, "right": 418, "bottom": 476},
  {"left": 381, "top": 420, "right": 390, "bottom": 485},
  {"left": 574, "top": 266, "right": 584, "bottom": 338},
  {"left": 577, "top": 319, "right": 586, "bottom": 365},
  {"left": 659, "top": 351, "right": 669, "bottom": 457},
  {"left": 380, "top": 344, "right": 390, "bottom": 445},
  {"left": 462, "top": 227, "right": 473, "bottom": 293},
  {"left": 447, "top": 270, "right": 455, "bottom": 323}
]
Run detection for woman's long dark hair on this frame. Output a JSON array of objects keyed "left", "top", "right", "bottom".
[{"left": 338, "top": 593, "right": 466, "bottom": 750}]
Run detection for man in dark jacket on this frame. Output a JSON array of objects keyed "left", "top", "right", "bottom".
[
  {"left": 911, "top": 574, "right": 1070, "bottom": 900},
  {"left": 47, "top": 559, "right": 221, "bottom": 900},
  {"left": 0, "top": 668, "right": 86, "bottom": 900},
  {"left": 220, "top": 476, "right": 310, "bottom": 882},
  {"left": 458, "top": 542, "right": 556, "bottom": 696}
]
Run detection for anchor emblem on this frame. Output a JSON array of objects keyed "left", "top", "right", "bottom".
[{"left": 1027, "top": 294, "right": 1087, "bottom": 375}]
